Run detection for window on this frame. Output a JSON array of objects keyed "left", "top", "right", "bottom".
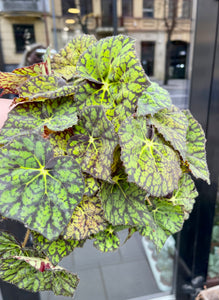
[
  {"left": 143, "top": 0, "right": 154, "bottom": 18},
  {"left": 182, "top": 0, "right": 191, "bottom": 19},
  {"left": 80, "top": 0, "right": 92, "bottom": 16},
  {"left": 168, "top": 0, "right": 174, "bottom": 18},
  {"left": 13, "top": 24, "right": 35, "bottom": 53},
  {"left": 122, "top": 0, "right": 133, "bottom": 17},
  {"left": 101, "top": 0, "right": 113, "bottom": 27},
  {"left": 141, "top": 41, "right": 155, "bottom": 76}
]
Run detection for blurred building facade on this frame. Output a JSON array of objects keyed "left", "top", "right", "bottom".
[{"left": 0, "top": 0, "right": 192, "bottom": 80}]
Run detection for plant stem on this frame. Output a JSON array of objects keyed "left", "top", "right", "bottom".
[
  {"left": 22, "top": 229, "right": 30, "bottom": 248},
  {"left": 145, "top": 196, "right": 152, "bottom": 206}
]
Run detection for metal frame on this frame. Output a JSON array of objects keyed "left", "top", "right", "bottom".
[{"left": 176, "top": 0, "right": 219, "bottom": 299}]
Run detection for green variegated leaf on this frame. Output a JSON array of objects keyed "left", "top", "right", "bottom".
[
  {"left": 0, "top": 134, "right": 84, "bottom": 240},
  {"left": 138, "top": 225, "right": 170, "bottom": 251},
  {"left": 93, "top": 225, "right": 120, "bottom": 252},
  {"left": 137, "top": 82, "right": 172, "bottom": 116},
  {"left": 17, "top": 75, "right": 75, "bottom": 102},
  {"left": 49, "top": 128, "right": 74, "bottom": 157},
  {"left": 165, "top": 174, "right": 198, "bottom": 219},
  {"left": 0, "top": 231, "right": 23, "bottom": 258},
  {"left": 0, "top": 98, "right": 77, "bottom": 144},
  {"left": 0, "top": 72, "right": 28, "bottom": 96},
  {"left": 118, "top": 116, "right": 181, "bottom": 196},
  {"left": 149, "top": 105, "right": 188, "bottom": 159},
  {"left": 149, "top": 199, "right": 184, "bottom": 234},
  {"left": 75, "top": 35, "right": 148, "bottom": 129},
  {"left": 0, "top": 256, "right": 79, "bottom": 297},
  {"left": 100, "top": 179, "right": 152, "bottom": 227},
  {"left": 63, "top": 196, "right": 107, "bottom": 240},
  {"left": 51, "top": 35, "right": 97, "bottom": 80},
  {"left": 67, "top": 106, "right": 118, "bottom": 181},
  {"left": 84, "top": 176, "right": 100, "bottom": 197},
  {"left": 32, "top": 231, "right": 85, "bottom": 265},
  {"left": 183, "top": 110, "right": 210, "bottom": 184}
]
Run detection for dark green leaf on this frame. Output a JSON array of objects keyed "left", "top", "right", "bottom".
[
  {"left": 183, "top": 110, "right": 210, "bottom": 184},
  {"left": 118, "top": 116, "right": 182, "bottom": 196},
  {"left": 63, "top": 196, "right": 107, "bottom": 240},
  {"left": 67, "top": 106, "right": 118, "bottom": 181},
  {"left": 0, "top": 256, "right": 79, "bottom": 297},
  {"left": 0, "top": 134, "right": 84, "bottom": 240},
  {"left": 149, "top": 105, "right": 188, "bottom": 159},
  {"left": 137, "top": 82, "right": 172, "bottom": 116},
  {"left": 0, "top": 231, "right": 22, "bottom": 258},
  {"left": 51, "top": 35, "right": 97, "bottom": 80},
  {"left": 0, "top": 97, "right": 77, "bottom": 144},
  {"left": 32, "top": 231, "right": 84, "bottom": 265}
]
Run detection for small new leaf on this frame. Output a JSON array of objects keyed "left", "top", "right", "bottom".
[{"left": 93, "top": 225, "right": 120, "bottom": 252}]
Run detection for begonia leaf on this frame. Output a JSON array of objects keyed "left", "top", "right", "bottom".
[
  {"left": 137, "top": 82, "right": 172, "bottom": 116},
  {"left": 149, "top": 105, "right": 188, "bottom": 159},
  {"left": 84, "top": 176, "right": 100, "bottom": 197},
  {"left": 100, "top": 179, "right": 152, "bottom": 227},
  {"left": 118, "top": 116, "right": 182, "bottom": 196},
  {"left": 13, "top": 62, "right": 49, "bottom": 77},
  {"left": 183, "top": 110, "right": 210, "bottom": 184},
  {"left": 63, "top": 196, "right": 107, "bottom": 240},
  {"left": 49, "top": 128, "right": 74, "bottom": 157},
  {"left": 93, "top": 225, "right": 120, "bottom": 252},
  {"left": 32, "top": 231, "right": 85, "bottom": 265},
  {"left": 0, "top": 97, "right": 77, "bottom": 144},
  {"left": 0, "top": 134, "right": 84, "bottom": 240},
  {"left": 17, "top": 75, "right": 75, "bottom": 102},
  {"left": 0, "top": 72, "right": 28, "bottom": 96},
  {"left": 164, "top": 173, "right": 198, "bottom": 220},
  {"left": 51, "top": 34, "right": 97, "bottom": 80},
  {"left": 0, "top": 231, "right": 23, "bottom": 258},
  {"left": 0, "top": 256, "right": 79, "bottom": 297},
  {"left": 75, "top": 35, "right": 148, "bottom": 129},
  {"left": 67, "top": 106, "right": 118, "bottom": 181}
]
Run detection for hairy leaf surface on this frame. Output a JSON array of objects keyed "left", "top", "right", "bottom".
[
  {"left": 118, "top": 116, "right": 181, "bottom": 196},
  {"left": 0, "top": 134, "right": 84, "bottom": 240},
  {"left": 0, "top": 256, "right": 79, "bottom": 297},
  {"left": 32, "top": 231, "right": 84, "bottom": 265},
  {"left": 183, "top": 110, "right": 210, "bottom": 184},
  {"left": 137, "top": 82, "right": 172, "bottom": 116},
  {"left": 52, "top": 35, "right": 97, "bottom": 80},
  {"left": 67, "top": 106, "right": 118, "bottom": 181},
  {"left": 63, "top": 196, "right": 107, "bottom": 240},
  {"left": 0, "top": 98, "right": 77, "bottom": 144},
  {"left": 149, "top": 105, "right": 188, "bottom": 159}
]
